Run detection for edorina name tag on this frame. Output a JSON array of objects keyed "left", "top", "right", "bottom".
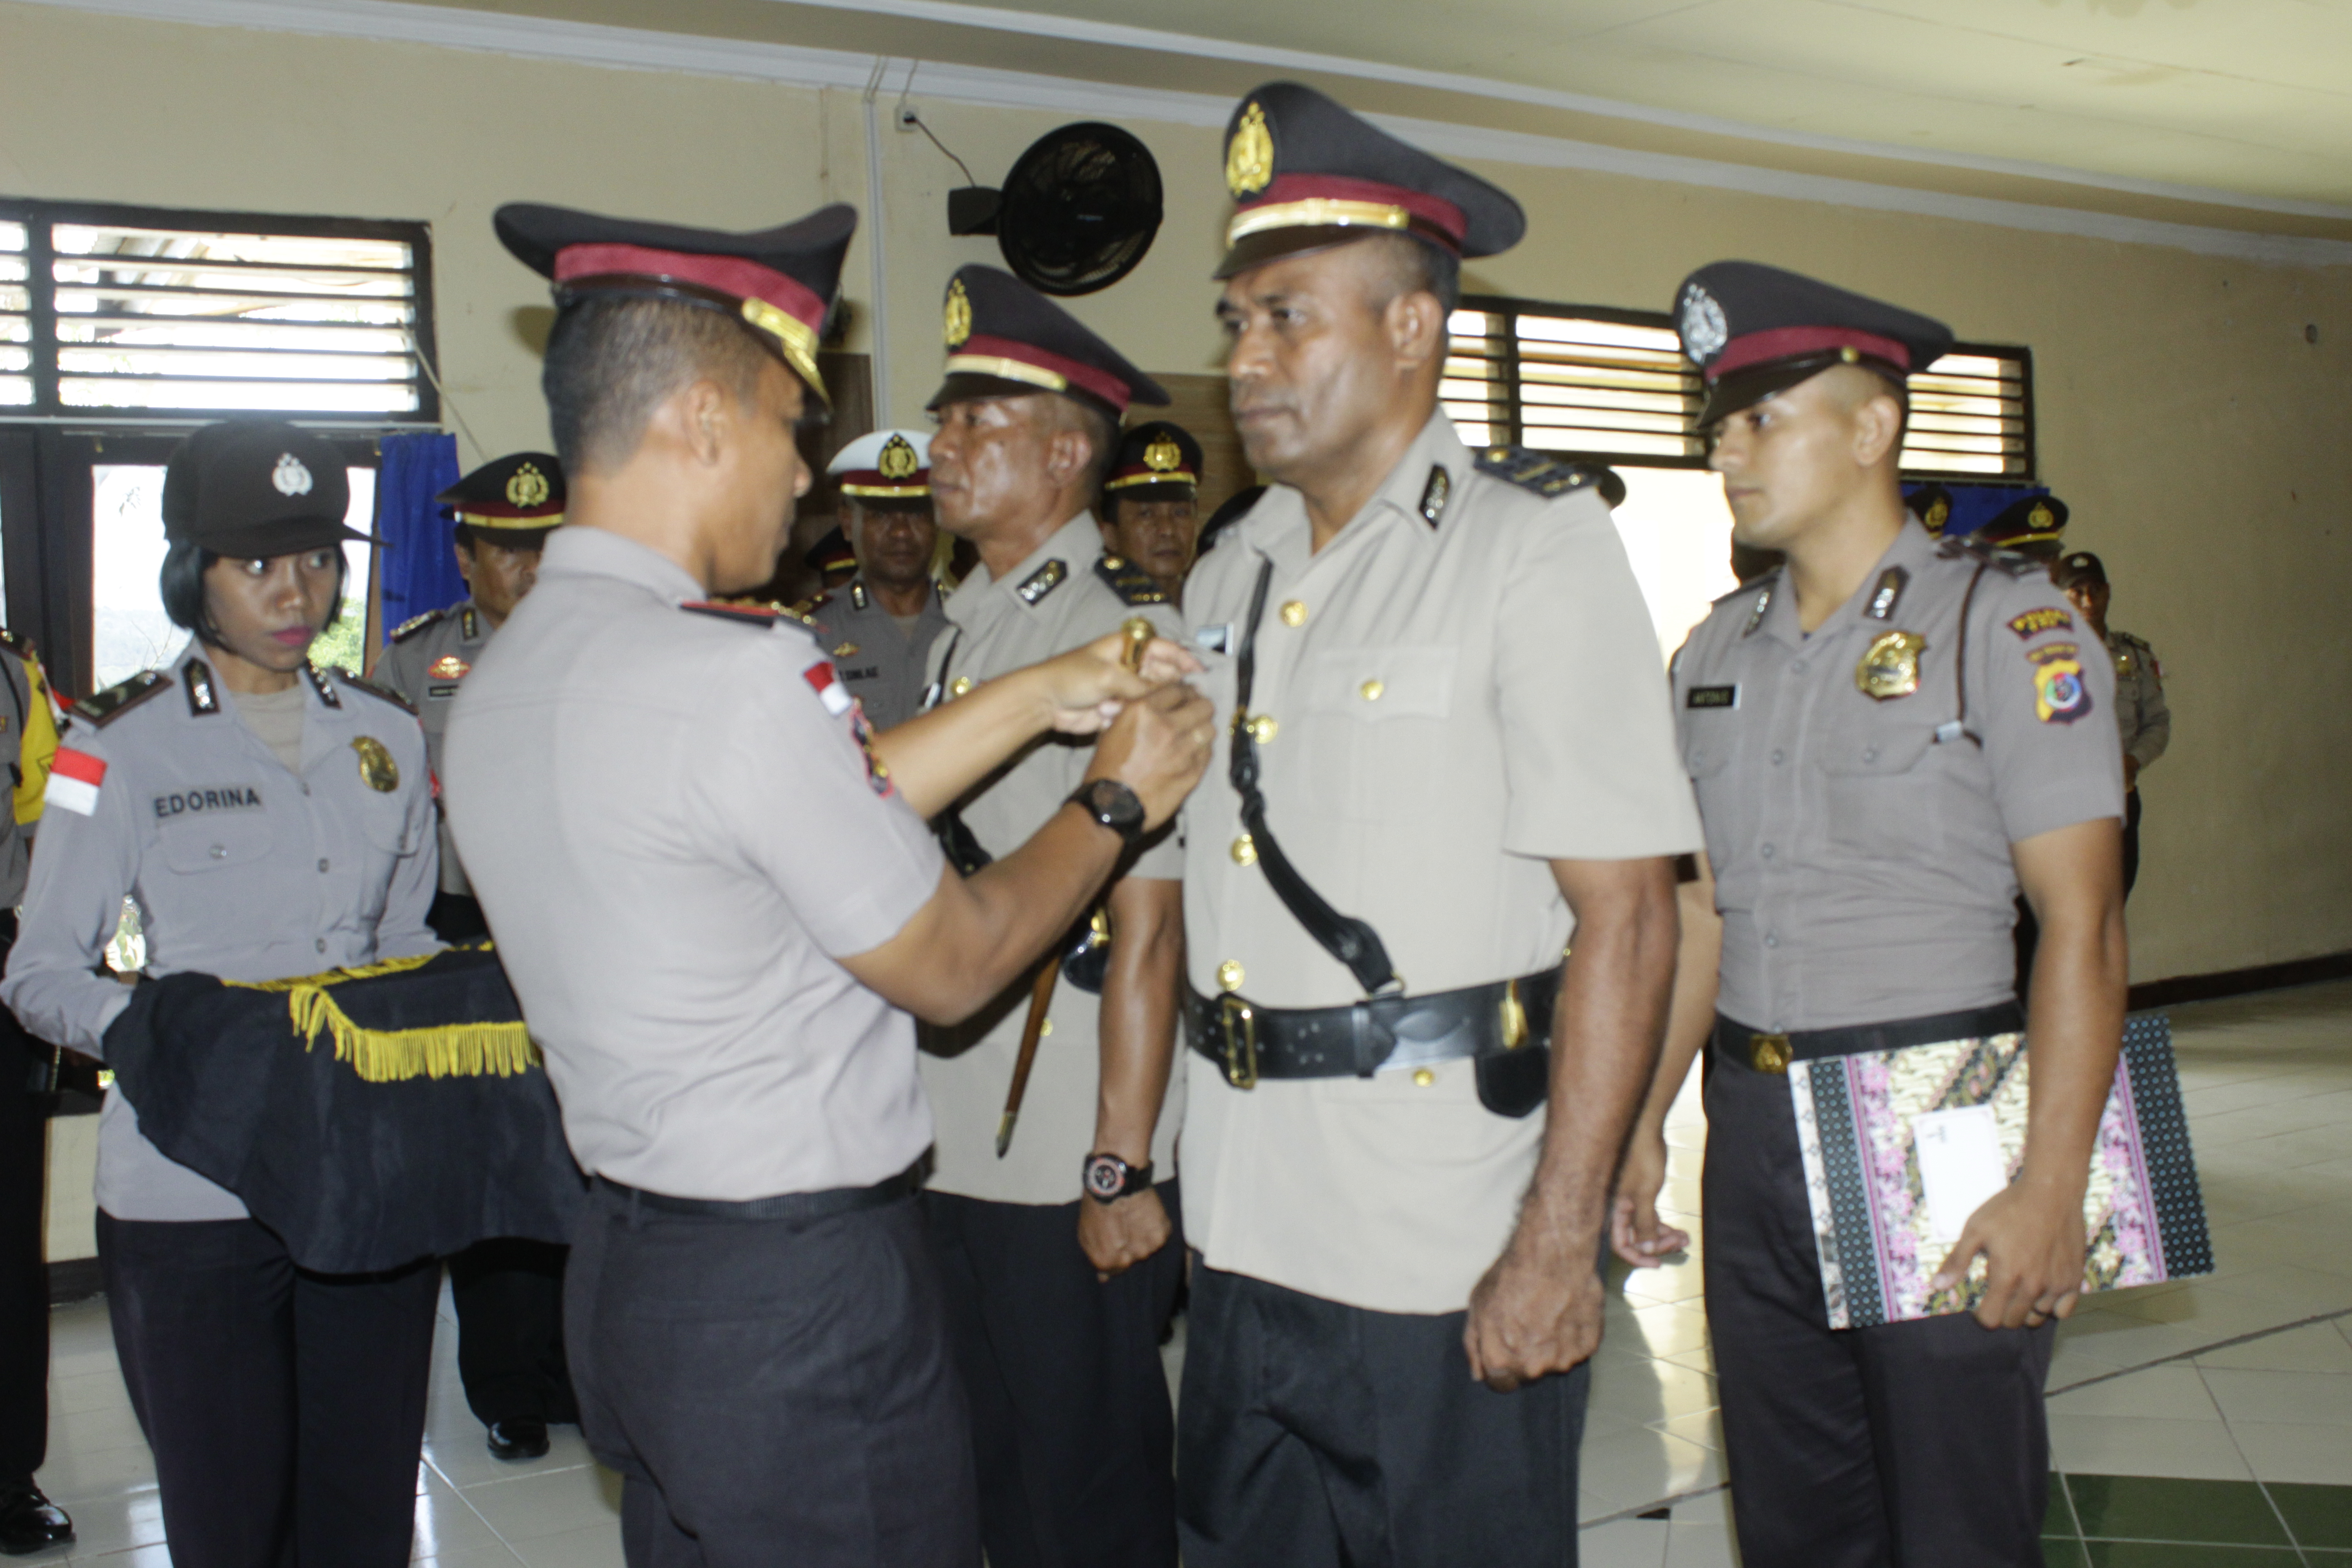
[{"left": 1686, "top": 684, "right": 1740, "bottom": 709}]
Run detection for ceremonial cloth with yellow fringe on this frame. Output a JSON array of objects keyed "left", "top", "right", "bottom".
[{"left": 102, "top": 944, "right": 584, "bottom": 1274}]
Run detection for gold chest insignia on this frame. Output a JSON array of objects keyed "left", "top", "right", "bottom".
[
  {"left": 428, "top": 653, "right": 470, "bottom": 680},
  {"left": 944, "top": 279, "right": 972, "bottom": 349},
  {"left": 1855, "top": 629, "right": 1926, "bottom": 701},
  {"left": 351, "top": 736, "right": 400, "bottom": 793},
  {"left": 505, "top": 462, "right": 551, "bottom": 510},
  {"left": 878, "top": 434, "right": 919, "bottom": 480},
  {"left": 1144, "top": 436, "right": 1182, "bottom": 472},
  {"left": 1226, "top": 101, "right": 1274, "bottom": 197}
]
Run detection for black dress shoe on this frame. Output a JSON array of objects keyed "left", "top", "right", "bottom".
[
  {"left": 0, "top": 1484, "right": 72, "bottom": 1556},
  {"left": 486, "top": 1419, "right": 550, "bottom": 1462}
]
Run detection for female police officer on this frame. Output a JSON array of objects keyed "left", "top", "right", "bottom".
[{"left": 2, "top": 420, "right": 442, "bottom": 1566}]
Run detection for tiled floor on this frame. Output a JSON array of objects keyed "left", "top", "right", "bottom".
[{"left": 24, "top": 980, "right": 2352, "bottom": 1564}]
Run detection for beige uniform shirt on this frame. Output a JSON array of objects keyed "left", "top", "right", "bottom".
[
  {"left": 445, "top": 528, "right": 945, "bottom": 1201},
  {"left": 1673, "top": 520, "right": 2125, "bottom": 1034},
  {"left": 2106, "top": 628, "right": 2169, "bottom": 776},
  {"left": 1179, "top": 412, "right": 1702, "bottom": 1314},
  {"left": 919, "top": 512, "right": 1185, "bottom": 1206},
  {"left": 372, "top": 602, "right": 490, "bottom": 895}
]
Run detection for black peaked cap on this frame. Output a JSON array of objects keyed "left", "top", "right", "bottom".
[
  {"left": 161, "top": 421, "right": 377, "bottom": 558},
  {"left": 1674, "top": 261, "right": 1954, "bottom": 427},
  {"left": 437, "top": 452, "right": 565, "bottom": 530},
  {"left": 1105, "top": 419, "right": 1203, "bottom": 501},
  {"left": 931, "top": 264, "right": 1167, "bottom": 419},
  {"left": 1979, "top": 493, "right": 2070, "bottom": 549}
]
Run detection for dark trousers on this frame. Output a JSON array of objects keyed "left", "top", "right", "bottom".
[
  {"left": 97, "top": 1212, "right": 440, "bottom": 1568},
  {"left": 0, "top": 1054, "right": 45, "bottom": 1485},
  {"left": 567, "top": 1180, "right": 977, "bottom": 1567},
  {"left": 1703, "top": 1034, "right": 2056, "bottom": 1568},
  {"left": 1176, "top": 1261, "right": 1586, "bottom": 1568},
  {"left": 2122, "top": 788, "right": 2143, "bottom": 898},
  {"left": 924, "top": 1186, "right": 1185, "bottom": 1568},
  {"left": 449, "top": 1237, "right": 576, "bottom": 1427}
]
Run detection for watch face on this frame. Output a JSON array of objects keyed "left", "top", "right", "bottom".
[
  {"left": 1084, "top": 1155, "right": 1129, "bottom": 1200},
  {"left": 1090, "top": 780, "right": 1144, "bottom": 828}
]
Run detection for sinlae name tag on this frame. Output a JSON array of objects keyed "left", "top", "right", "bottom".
[{"left": 1686, "top": 685, "right": 1739, "bottom": 709}]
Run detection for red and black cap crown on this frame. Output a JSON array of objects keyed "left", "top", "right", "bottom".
[
  {"left": 1978, "top": 493, "right": 2069, "bottom": 556},
  {"left": 1104, "top": 420, "right": 1201, "bottom": 500},
  {"left": 930, "top": 265, "right": 1168, "bottom": 421},
  {"left": 436, "top": 452, "right": 565, "bottom": 535},
  {"left": 1674, "top": 261, "right": 1953, "bottom": 428},
  {"left": 161, "top": 420, "right": 379, "bottom": 558},
  {"left": 1216, "top": 82, "right": 1525, "bottom": 279},
  {"left": 802, "top": 525, "right": 858, "bottom": 575},
  {"left": 495, "top": 203, "right": 855, "bottom": 408}
]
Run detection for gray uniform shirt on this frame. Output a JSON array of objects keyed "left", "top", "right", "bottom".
[
  {"left": 807, "top": 577, "right": 951, "bottom": 733},
  {"left": 444, "top": 528, "right": 945, "bottom": 1202},
  {"left": 372, "top": 602, "right": 492, "bottom": 895},
  {"left": 1672, "top": 519, "right": 2125, "bottom": 1034},
  {"left": 2106, "top": 627, "right": 2169, "bottom": 775},
  {"left": 2, "top": 651, "right": 439, "bottom": 1221},
  {"left": 918, "top": 512, "right": 1184, "bottom": 1205}
]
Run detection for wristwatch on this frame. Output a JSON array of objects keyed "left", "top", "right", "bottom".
[
  {"left": 1067, "top": 779, "right": 1145, "bottom": 853},
  {"left": 1083, "top": 1152, "right": 1154, "bottom": 1205}
]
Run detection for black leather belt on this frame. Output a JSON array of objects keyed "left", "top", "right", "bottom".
[
  {"left": 595, "top": 1166, "right": 917, "bottom": 1222},
  {"left": 1186, "top": 967, "right": 1560, "bottom": 1088},
  {"left": 1715, "top": 1002, "right": 2024, "bottom": 1076}
]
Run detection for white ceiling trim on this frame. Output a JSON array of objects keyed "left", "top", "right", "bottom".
[{"left": 19, "top": 0, "right": 2352, "bottom": 266}]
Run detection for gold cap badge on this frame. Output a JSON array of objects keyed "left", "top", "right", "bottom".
[
  {"left": 1226, "top": 102, "right": 1273, "bottom": 197},
  {"left": 505, "top": 461, "right": 551, "bottom": 510},
  {"left": 2029, "top": 502, "right": 2054, "bottom": 530},
  {"left": 1144, "top": 436, "right": 1182, "bottom": 473},
  {"left": 351, "top": 735, "right": 400, "bottom": 793},
  {"left": 944, "top": 279, "right": 972, "bottom": 349},
  {"left": 877, "top": 433, "right": 919, "bottom": 480}
]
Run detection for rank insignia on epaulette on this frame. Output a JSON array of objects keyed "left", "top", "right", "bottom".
[
  {"left": 850, "top": 582, "right": 870, "bottom": 612},
  {"left": 74, "top": 669, "right": 168, "bottom": 727},
  {"left": 1094, "top": 554, "right": 1167, "bottom": 606},
  {"left": 461, "top": 607, "right": 481, "bottom": 640},
  {"left": 681, "top": 600, "right": 783, "bottom": 628},
  {"left": 339, "top": 672, "right": 418, "bottom": 715},
  {"left": 0, "top": 627, "right": 32, "bottom": 662},
  {"left": 304, "top": 664, "right": 342, "bottom": 708},
  {"left": 1863, "top": 567, "right": 1908, "bottom": 622},
  {"left": 184, "top": 661, "right": 221, "bottom": 716},
  {"left": 1418, "top": 466, "right": 1450, "bottom": 526},
  {"left": 388, "top": 609, "right": 445, "bottom": 644},
  {"left": 1016, "top": 559, "right": 1068, "bottom": 606},
  {"left": 1741, "top": 583, "right": 1775, "bottom": 637},
  {"left": 1475, "top": 445, "right": 1598, "bottom": 500}
]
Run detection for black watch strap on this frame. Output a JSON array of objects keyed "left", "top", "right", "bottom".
[{"left": 1068, "top": 779, "right": 1145, "bottom": 852}]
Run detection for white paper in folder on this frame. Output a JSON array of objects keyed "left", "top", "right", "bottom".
[{"left": 1912, "top": 1105, "right": 2009, "bottom": 1243}]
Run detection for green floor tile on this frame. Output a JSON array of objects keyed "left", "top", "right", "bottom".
[
  {"left": 2305, "top": 1554, "right": 2352, "bottom": 1565},
  {"left": 2043, "top": 1539, "right": 2091, "bottom": 1568},
  {"left": 2046, "top": 1475, "right": 2081, "bottom": 1539},
  {"left": 2068, "top": 1475, "right": 2291, "bottom": 1547},
  {"left": 2270, "top": 1481, "right": 2352, "bottom": 1549},
  {"left": 2082, "top": 1544, "right": 2298, "bottom": 1566}
]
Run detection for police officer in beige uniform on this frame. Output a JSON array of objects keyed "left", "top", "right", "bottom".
[
  {"left": 1176, "top": 84, "right": 1700, "bottom": 1566},
  {"left": 1613, "top": 263, "right": 2127, "bottom": 1568},
  {"left": 1096, "top": 420, "right": 1204, "bottom": 604},
  {"left": 805, "top": 429, "right": 951, "bottom": 732},
  {"left": 2057, "top": 549, "right": 2167, "bottom": 896},
  {"left": 918, "top": 264, "right": 1189, "bottom": 1568},
  {"left": 446, "top": 202, "right": 1212, "bottom": 1567}
]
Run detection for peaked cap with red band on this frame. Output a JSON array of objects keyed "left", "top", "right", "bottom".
[
  {"left": 1104, "top": 419, "right": 1201, "bottom": 502},
  {"left": 929, "top": 265, "right": 1167, "bottom": 421},
  {"left": 495, "top": 202, "right": 855, "bottom": 407},
  {"left": 1674, "top": 260, "right": 1954, "bottom": 428},
  {"left": 1215, "top": 81, "right": 1525, "bottom": 279}
]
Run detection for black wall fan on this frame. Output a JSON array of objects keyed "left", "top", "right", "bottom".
[{"left": 992, "top": 122, "right": 1162, "bottom": 297}]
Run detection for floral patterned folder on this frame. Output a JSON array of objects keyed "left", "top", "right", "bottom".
[{"left": 1789, "top": 1012, "right": 2212, "bottom": 1330}]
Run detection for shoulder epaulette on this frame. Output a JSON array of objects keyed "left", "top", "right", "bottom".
[
  {"left": 1713, "top": 569, "right": 1780, "bottom": 606},
  {"left": 73, "top": 670, "right": 170, "bottom": 728},
  {"left": 336, "top": 671, "right": 417, "bottom": 715},
  {"left": 0, "top": 627, "right": 33, "bottom": 663},
  {"left": 1935, "top": 534, "right": 2044, "bottom": 578},
  {"left": 1473, "top": 445, "right": 1601, "bottom": 500},
  {"left": 389, "top": 608, "right": 447, "bottom": 644},
  {"left": 788, "top": 592, "right": 830, "bottom": 623},
  {"left": 1094, "top": 554, "right": 1169, "bottom": 606},
  {"left": 681, "top": 600, "right": 783, "bottom": 628}
]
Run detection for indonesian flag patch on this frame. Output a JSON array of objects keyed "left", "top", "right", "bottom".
[
  {"left": 46, "top": 747, "right": 106, "bottom": 816},
  {"left": 802, "top": 661, "right": 854, "bottom": 718}
]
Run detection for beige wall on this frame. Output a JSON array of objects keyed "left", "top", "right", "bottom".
[{"left": 5, "top": 1, "right": 2349, "bottom": 985}]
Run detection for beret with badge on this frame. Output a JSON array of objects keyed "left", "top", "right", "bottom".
[
  {"left": 438, "top": 452, "right": 565, "bottom": 544},
  {"left": 1103, "top": 421, "right": 1202, "bottom": 505},
  {"left": 931, "top": 265, "right": 1167, "bottom": 421},
  {"left": 162, "top": 420, "right": 380, "bottom": 559},
  {"left": 1673, "top": 261, "right": 1955, "bottom": 428}
]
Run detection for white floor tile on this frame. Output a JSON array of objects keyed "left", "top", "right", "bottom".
[
  {"left": 1579, "top": 1516, "right": 1671, "bottom": 1568},
  {"left": 2044, "top": 1364, "right": 2223, "bottom": 1422},
  {"left": 1663, "top": 1501, "right": 1743, "bottom": 1568},
  {"left": 1578, "top": 1426, "right": 1722, "bottom": 1519},
  {"left": 457, "top": 1463, "right": 623, "bottom": 1545},
  {"left": 2226, "top": 1418, "right": 2352, "bottom": 1485},
  {"left": 511, "top": 1521, "right": 629, "bottom": 1568},
  {"left": 2200, "top": 1366, "right": 2352, "bottom": 1427},
  {"left": 2045, "top": 1412, "right": 2254, "bottom": 1479}
]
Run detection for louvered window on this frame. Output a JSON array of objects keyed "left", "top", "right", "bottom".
[
  {"left": 1445, "top": 294, "right": 2032, "bottom": 480},
  {"left": 0, "top": 199, "right": 436, "bottom": 422}
]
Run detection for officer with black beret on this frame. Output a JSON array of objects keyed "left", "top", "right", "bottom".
[
  {"left": 1098, "top": 420, "right": 1204, "bottom": 603},
  {"left": 3, "top": 420, "right": 443, "bottom": 1563},
  {"left": 1615, "top": 261, "right": 2127, "bottom": 1566}
]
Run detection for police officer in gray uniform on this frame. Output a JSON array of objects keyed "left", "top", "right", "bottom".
[
  {"left": 921, "top": 264, "right": 1189, "bottom": 1568},
  {"left": 446, "top": 201, "right": 1213, "bottom": 1566},
  {"left": 805, "top": 429, "right": 950, "bottom": 732},
  {"left": 1614, "top": 264, "right": 2127, "bottom": 1568},
  {"left": 2058, "top": 550, "right": 2167, "bottom": 896},
  {"left": 3, "top": 419, "right": 442, "bottom": 1566}
]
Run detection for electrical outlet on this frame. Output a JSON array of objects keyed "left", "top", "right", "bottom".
[{"left": 896, "top": 107, "right": 920, "bottom": 132}]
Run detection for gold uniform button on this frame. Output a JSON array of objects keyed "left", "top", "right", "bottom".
[
  {"left": 949, "top": 676, "right": 975, "bottom": 697},
  {"left": 1360, "top": 680, "right": 1385, "bottom": 701},
  {"left": 1216, "top": 960, "right": 1245, "bottom": 992},
  {"left": 1248, "top": 714, "right": 1278, "bottom": 745},
  {"left": 1412, "top": 1068, "right": 1436, "bottom": 1088},
  {"left": 1231, "top": 833, "right": 1257, "bottom": 866},
  {"left": 1279, "top": 600, "right": 1308, "bottom": 628}
]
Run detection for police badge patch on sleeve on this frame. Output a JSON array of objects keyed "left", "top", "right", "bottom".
[{"left": 2028, "top": 642, "right": 2092, "bottom": 724}]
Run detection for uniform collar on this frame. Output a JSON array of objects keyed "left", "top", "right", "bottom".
[
  {"left": 538, "top": 523, "right": 705, "bottom": 606},
  {"left": 1231, "top": 406, "right": 1466, "bottom": 562},
  {"left": 1752, "top": 516, "right": 1936, "bottom": 648},
  {"left": 953, "top": 510, "right": 1102, "bottom": 617}
]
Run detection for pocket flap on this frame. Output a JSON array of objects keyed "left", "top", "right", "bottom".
[
  {"left": 1296, "top": 646, "right": 1455, "bottom": 722},
  {"left": 1817, "top": 725, "right": 1936, "bottom": 776},
  {"left": 157, "top": 812, "right": 275, "bottom": 873}
]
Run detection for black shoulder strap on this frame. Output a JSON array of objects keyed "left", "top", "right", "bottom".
[{"left": 1229, "top": 557, "right": 1399, "bottom": 995}]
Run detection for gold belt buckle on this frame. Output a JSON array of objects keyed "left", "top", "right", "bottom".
[
  {"left": 1749, "top": 1032, "right": 1792, "bottom": 1075},
  {"left": 1219, "top": 995, "right": 1259, "bottom": 1089}
]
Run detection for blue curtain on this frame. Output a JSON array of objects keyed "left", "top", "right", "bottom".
[
  {"left": 1907, "top": 482, "right": 2047, "bottom": 541},
  {"left": 375, "top": 431, "right": 465, "bottom": 643}
]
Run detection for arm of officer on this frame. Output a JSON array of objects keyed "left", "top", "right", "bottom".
[
  {"left": 371, "top": 733, "right": 444, "bottom": 962},
  {"left": 869, "top": 630, "right": 1200, "bottom": 820},
  {"left": 1079, "top": 873, "right": 1181, "bottom": 1279},
  {"left": 842, "top": 683, "right": 1212, "bottom": 1024},
  {"left": 1611, "top": 853, "right": 1719, "bottom": 1267},
  {"left": 1931, "top": 818, "right": 2126, "bottom": 1328},
  {"left": 1, "top": 739, "right": 142, "bottom": 1054},
  {"left": 1465, "top": 853, "right": 1678, "bottom": 1390}
]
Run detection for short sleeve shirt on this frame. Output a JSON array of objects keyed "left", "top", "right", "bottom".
[
  {"left": 443, "top": 528, "right": 946, "bottom": 1201},
  {"left": 1176, "top": 411, "right": 1703, "bottom": 1314},
  {"left": 807, "top": 577, "right": 951, "bottom": 734},
  {"left": 1671, "top": 519, "right": 2126, "bottom": 1034}
]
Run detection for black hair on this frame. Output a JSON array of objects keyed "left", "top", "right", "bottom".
[
  {"left": 160, "top": 540, "right": 347, "bottom": 647},
  {"left": 1066, "top": 399, "right": 1120, "bottom": 497},
  {"left": 1370, "top": 233, "right": 1461, "bottom": 315},
  {"left": 543, "top": 295, "right": 780, "bottom": 476}
]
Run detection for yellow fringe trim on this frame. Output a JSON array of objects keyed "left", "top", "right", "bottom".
[{"left": 227, "top": 944, "right": 538, "bottom": 1083}]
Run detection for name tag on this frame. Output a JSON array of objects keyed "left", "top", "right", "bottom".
[
  {"left": 1686, "top": 684, "right": 1739, "bottom": 710},
  {"left": 153, "top": 786, "right": 264, "bottom": 819},
  {"left": 427, "top": 684, "right": 461, "bottom": 701}
]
